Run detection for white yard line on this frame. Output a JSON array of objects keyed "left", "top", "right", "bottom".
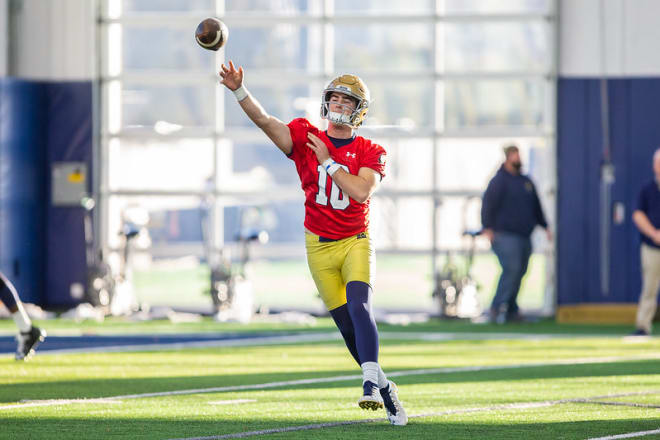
[
  {"left": 565, "top": 391, "right": 660, "bottom": 402},
  {"left": 4, "top": 353, "right": 660, "bottom": 411},
  {"left": 208, "top": 399, "right": 256, "bottom": 405},
  {"left": 112, "top": 373, "right": 364, "bottom": 399},
  {"left": 167, "top": 395, "right": 660, "bottom": 440},
  {"left": 99, "top": 353, "right": 660, "bottom": 400},
  {"left": 587, "top": 428, "right": 660, "bottom": 440},
  {"left": 577, "top": 400, "right": 660, "bottom": 409},
  {"left": 169, "top": 418, "right": 386, "bottom": 440},
  {"left": 0, "top": 398, "right": 121, "bottom": 411},
  {"left": 169, "top": 403, "right": 562, "bottom": 440}
]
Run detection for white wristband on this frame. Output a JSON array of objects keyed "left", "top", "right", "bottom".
[
  {"left": 322, "top": 158, "right": 334, "bottom": 170},
  {"left": 327, "top": 163, "right": 341, "bottom": 177},
  {"left": 232, "top": 85, "right": 249, "bottom": 102}
]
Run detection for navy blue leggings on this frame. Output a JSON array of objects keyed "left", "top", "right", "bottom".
[
  {"left": 329, "top": 280, "right": 379, "bottom": 365},
  {"left": 330, "top": 304, "right": 360, "bottom": 364}
]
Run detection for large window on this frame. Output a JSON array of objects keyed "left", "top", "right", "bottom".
[{"left": 99, "top": 0, "right": 556, "bottom": 314}]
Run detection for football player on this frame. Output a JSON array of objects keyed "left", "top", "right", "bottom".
[
  {"left": 219, "top": 61, "right": 407, "bottom": 426},
  {"left": 0, "top": 271, "right": 46, "bottom": 360}
]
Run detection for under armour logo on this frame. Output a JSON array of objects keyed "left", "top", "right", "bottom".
[{"left": 346, "top": 152, "right": 356, "bottom": 158}]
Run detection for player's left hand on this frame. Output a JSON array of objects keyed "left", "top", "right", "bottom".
[
  {"left": 219, "top": 60, "right": 243, "bottom": 91},
  {"left": 306, "top": 132, "right": 330, "bottom": 163}
]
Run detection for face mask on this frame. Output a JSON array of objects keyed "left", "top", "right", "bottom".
[{"left": 327, "top": 110, "right": 352, "bottom": 125}]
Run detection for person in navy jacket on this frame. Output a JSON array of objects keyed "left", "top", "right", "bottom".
[
  {"left": 631, "top": 149, "right": 660, "bottom": 336},
  {"left": 481, "top": 145, "right": 552, "bottom": 323}
]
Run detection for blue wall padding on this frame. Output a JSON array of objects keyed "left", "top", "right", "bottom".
[
  {"left": 0, "top": 78, "right": 92, "bottom": 308},
  {"left": 43, "top": 82, "right": 92, "bottom": 308},
  {"left": 558, "top": 78, "right": 660, "bottom": 306},
  {"left": 0, "top": 80, "right": 48, "bottom": 304}
]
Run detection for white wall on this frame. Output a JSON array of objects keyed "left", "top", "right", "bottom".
[
  {"left": 8, "top": 0, "right": 660, "bottom": 80},
  {"left": 559, "top": 0, "right": 660, "bottom": 77},
  {"left": 9, "top": 0, "right": 95, "bottom": 80}
]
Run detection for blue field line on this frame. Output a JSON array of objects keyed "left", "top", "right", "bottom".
[
  {"left": 0, "top": 330, "right": 644, "bottom": 356},
  {"left": 0, "top": 332, "right": 341, "bottom": 355}
]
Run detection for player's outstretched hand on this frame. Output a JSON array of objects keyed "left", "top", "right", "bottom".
[
  {"left": 219, "top": 60, "right": 243, "bottom": 91},
  {"left": 306, "top": 132, "right": 330, "bottom": 163}
]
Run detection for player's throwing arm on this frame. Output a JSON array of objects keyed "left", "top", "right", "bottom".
[{"left": 219, "top": 61, "right": 293, "bottom": 155}]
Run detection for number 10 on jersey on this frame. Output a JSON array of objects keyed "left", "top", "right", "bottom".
[{"left": 315, "top": 164, "right": 350, "bottom": 210}]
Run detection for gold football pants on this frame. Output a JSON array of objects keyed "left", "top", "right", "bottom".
[{"left": 304, "top": 231, "right": 375, "bottom": 311}]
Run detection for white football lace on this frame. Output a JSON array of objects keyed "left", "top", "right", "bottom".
[{"left": 196, "top": 31, "right": 222, "bottom": 48}]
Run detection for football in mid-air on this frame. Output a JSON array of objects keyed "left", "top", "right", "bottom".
[{"left": 195, "top": 18, "right": 228, "bottom": 51}]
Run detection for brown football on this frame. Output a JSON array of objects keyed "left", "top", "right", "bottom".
[{"left": 195, "top": 18, "right": 228, "bottom": 51}]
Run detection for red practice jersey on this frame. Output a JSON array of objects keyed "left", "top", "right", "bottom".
[{"left": 287, "top": 118, "right": 386, "bottom": 239}]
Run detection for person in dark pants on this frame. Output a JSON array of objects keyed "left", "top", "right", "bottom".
[
  {"left": 0, "top": 271, "right": 46, "bottom": 360},
  {"left": 481, "top": 145, "right": 552, "bottom": 324},
  {"left": 631, "top": 149, "right": 660, "bottom": 336}
]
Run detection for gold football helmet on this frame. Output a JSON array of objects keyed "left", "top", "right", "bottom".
[{"left": 320, "top": 74, "right": 370, "bottom": 128}]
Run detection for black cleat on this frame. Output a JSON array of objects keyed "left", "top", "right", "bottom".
[{"left": 16, "top": 326, "right": 46, "bottom": 361}]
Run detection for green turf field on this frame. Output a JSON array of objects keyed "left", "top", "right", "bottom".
[{"left": 1, "top": 318, "right": 658, "bottom": 439}]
